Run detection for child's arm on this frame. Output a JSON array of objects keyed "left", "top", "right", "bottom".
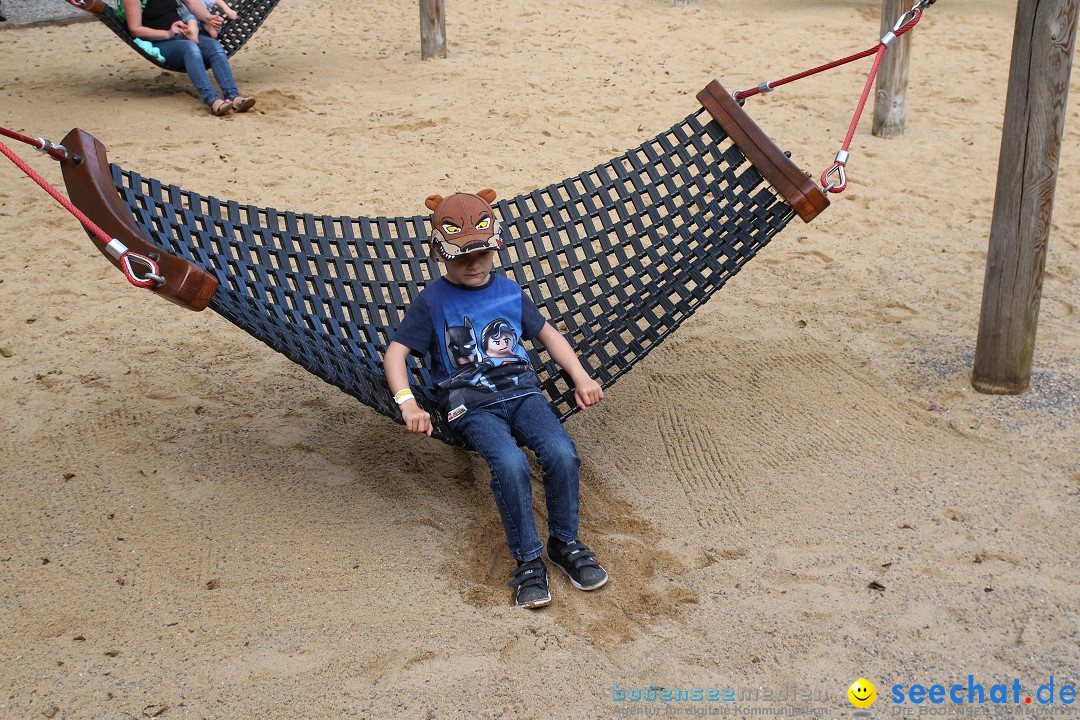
[
  {"left": 383, "top": 341, "right": 433, "bottom": 436},
  {"left": 214, "top": 0, "right": 238, "bottom": 20},
  {"left": 535, "top": 322, "right": 603, "bottom": 410}
]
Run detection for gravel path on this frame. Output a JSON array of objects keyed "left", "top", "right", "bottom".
[{"left": 0, "top": 0, "right": 94, "bottom": 27}]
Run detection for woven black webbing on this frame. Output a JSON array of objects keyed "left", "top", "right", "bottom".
[
  {"left": 111, "top": 109, "right": 796, "bottom": 445},
  {"left": 99, "top": 0, "right": 279, "bottom": 72}
]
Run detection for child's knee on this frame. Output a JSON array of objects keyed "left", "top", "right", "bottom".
[
  {"left": 488, "top": 451, "right": 531, "bottom": 485},
  {"left": 541, "top": 441, "right": 580, "bottom": 479}
]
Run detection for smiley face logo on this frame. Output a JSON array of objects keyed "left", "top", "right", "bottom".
[{"left": 848, "top": 678, "right": 877, "bottom": 709}]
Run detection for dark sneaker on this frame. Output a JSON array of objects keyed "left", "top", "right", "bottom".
[
  {"left": 507, "top": 557, "right": 551, "bottom": 609},
  {"left": 547, "top": 538, "right": 608, "bottom": 591}
]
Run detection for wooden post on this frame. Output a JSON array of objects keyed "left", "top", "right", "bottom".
[
  {"left": 972, "top": 0, "right": 1078, "bottom": 394},
  {"left": 419, "top": 0, "right": 446, "bottom": 60},
  {"left": 872, "top": 0, "right": 913, "bottom": 137}
]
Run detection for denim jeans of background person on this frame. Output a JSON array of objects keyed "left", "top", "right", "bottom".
[
  {"left": 120, "top": 0, "right": 256, "bottom": 115},
  {"left": 456, "top": 393, "right": 581, "bottom": 562},
  {"left": 153, "top": 35, "right": 239, "bottom": 107}
]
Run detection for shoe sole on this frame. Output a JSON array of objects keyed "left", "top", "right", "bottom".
[
  {"left": 549, "top": 558, "right": 609, "bottom": 591},
  {"left": 518, "top": 593, "right": 552, "bottom": 609}
]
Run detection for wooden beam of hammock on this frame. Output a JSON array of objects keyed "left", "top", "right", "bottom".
[{"left": 58, "top": 80, "right": 828, "bottom": 445}]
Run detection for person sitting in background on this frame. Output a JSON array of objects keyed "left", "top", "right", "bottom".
[{"left": 119, "top": 0, "right": 256, "bottom": 116}]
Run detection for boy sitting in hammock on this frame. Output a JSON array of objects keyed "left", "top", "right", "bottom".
[{"left": 383, "top": 189, "right": 608, "bottom": 609}]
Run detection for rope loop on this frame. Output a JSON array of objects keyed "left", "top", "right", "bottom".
[
  {"left": 0, "top": 127, "right": 167, "bottom": 291},
  {"left": 34, "top": 138, "right": 69, "bottom": 161},
  {"left": 0, "top": 126, "right": 69, "bottom": 161},
  {"left": 729, "top": 1, "right": 936, "bottom": 194},
  {"left": 821, "top": 163, "right": 848, "bottom": 194},
  {"left": 120, "top": 251, "right": 165, "bottom": 289}
]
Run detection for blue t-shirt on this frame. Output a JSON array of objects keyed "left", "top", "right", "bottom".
[{"left": 392, "top": 273, "right": 547, "bottom": 424}]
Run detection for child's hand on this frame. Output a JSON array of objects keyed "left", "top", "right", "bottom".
[
  {"left": 574, "top": 377, "right": 603, "bottom": 410},
  {"left": 400, "top": 401, "right": 433, "bottom": 436},
  {"left": 225, "top": 9, "right": 237, "bottom": 20}
]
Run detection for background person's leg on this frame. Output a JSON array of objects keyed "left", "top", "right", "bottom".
[
  {"left": 156, "top": 37, "right": 221, "bottom": 107},
  {"left": 197, "top": 34, "right": 239, "bottom": 102}
]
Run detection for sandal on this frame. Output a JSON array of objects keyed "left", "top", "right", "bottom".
[
  {"left": 231, "top": 96, "right": 256, "bottom": 113},
  {"left": 210, "top": 98, "right": 233, "bottom": 116}
]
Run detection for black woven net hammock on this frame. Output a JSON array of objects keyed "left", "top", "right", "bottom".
[
  {"left": 70, "top": 0, "right": 279, "bottom": 71},
  {"left": 59, "top": 82, "right": 828, "bottom": 445}
]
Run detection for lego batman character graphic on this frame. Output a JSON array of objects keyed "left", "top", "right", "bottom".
[
  {"left": 445, "top": 317, "right": 480, "bottom": 367},
  {"left": 443, "top": 317, "right": 496, "bottom": 393},
  {"left": 439, "top": 315, "right": 533, "bottom": 420}
]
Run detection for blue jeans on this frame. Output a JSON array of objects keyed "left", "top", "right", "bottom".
[
  {"left": 154, "top": 35, "right": 239, "bottom": 107},
  {"left": 456, "top": 394, "right": 580, "bottom": 562}
]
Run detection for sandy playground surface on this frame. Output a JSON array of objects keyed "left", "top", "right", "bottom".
[{"left": 0, "top": 0, "right": 1078, "bottom": 718}]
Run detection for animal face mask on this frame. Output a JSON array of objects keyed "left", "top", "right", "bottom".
[{"left": 425, "top": 189, "right": 503, "bottom": 260}]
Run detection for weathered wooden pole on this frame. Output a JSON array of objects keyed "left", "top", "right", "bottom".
[
  {"left": 872, "top": 0, "right": 913, "bottom": 137},
  {"left": 419, "top": 0, "right": 446, "bottom": 61},
  {"left": 973, "top": 0, "right": 1078, "bottom": 393}
]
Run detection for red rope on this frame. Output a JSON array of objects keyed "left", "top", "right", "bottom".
[
  {"left": 819, "top": 11, "right": 924, "bottom": 193},
  {"left": 818, "top": 43, "right": 889, "bottom": 194},
  {"left": 843, "top": 47, "right": 888, "bottom": 152},
  {"left": 734, "top": 11, "right": 925, "bottom": 103},
  {"left": 0, "top": 126, "right": 69, "bottom": 161},
  {"left": 0, "top": 132, "right": 162, "bottom": 289},
  {"left": 733, "top": 5, "right": 930, "bottom": 194},
  {"left": 734, "top": 46, "right": 879, "bottom": 102}
]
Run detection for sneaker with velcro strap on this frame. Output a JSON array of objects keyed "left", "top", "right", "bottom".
[
  {"left": 507, "top": 557, "right": 552, "bottom": 609},
  {"left": 547, "top": 537, "right": 609, "bottom": 591}
]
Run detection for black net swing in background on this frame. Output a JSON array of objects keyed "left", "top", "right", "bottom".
[
  {"left": 66, "top": 0, "right": 280, "bottom": 71},
  {"left": 58, "top": 81, "right": 829, "bottom": 446}
]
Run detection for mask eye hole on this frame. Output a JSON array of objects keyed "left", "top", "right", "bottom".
[
  {"left": 475, "top": 216, "right": 491, "bottom": 230},
  {"left": 442, "top": 222, "right": 461, "bottom": 234}
]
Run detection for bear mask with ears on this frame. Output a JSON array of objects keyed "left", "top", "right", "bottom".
[{"left": 425, "top": 189, "right": 503, "bottom": 260}]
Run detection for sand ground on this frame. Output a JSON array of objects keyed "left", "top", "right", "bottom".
[{"left": 0, "top": 1, "right": 1078, "bottom": 718}]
